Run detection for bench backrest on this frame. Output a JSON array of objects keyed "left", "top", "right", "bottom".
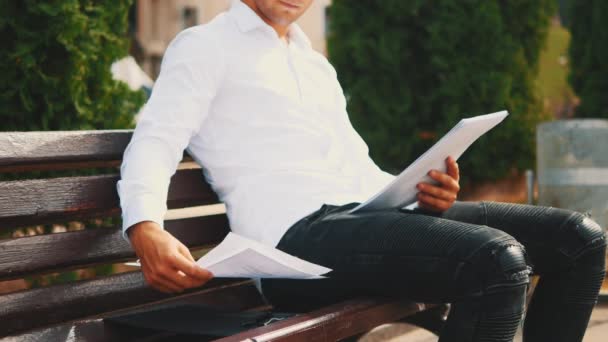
[{"left": 0, "top": 131, "right": 263, "bottom": 336}]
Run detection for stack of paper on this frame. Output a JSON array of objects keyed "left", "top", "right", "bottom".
[
  {"left": 196, "top": 233, "right": 331, "bottom": 279},
  {"left": 350, "top": 110, "right": 509, "bottom": 213}
]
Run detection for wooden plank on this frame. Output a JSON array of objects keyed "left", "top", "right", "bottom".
[
  {"left": 1, "top": 318, "right": 166, "bottom": 342},
  {"left": 0, "top": 130, "right": 196, "bottom": 173},
  {"left": 0, "top": 168, "right": 219, "bottom": 229},
  {"left": 0, "top": 130, "right": 132, "bottom": 172},
  {"left": 0, "top": 273, "right": 263, "bottom": 336},
  {"left": 218, "top": 299, "right": 434, "bottom": 342},
  {"left": 0, "top": 158, "right": 196, "bottom": 173},
  {"left": 0, "top": 215, "right": 230, "bottom": 281}
]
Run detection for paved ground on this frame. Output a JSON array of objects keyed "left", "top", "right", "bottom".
[{"left": 359, "top": 302, "right": 608, "bottom": 341}]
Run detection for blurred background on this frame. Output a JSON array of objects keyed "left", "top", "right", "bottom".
[{"left": 1, "top": 0, "right": 606, "bottom": 340}]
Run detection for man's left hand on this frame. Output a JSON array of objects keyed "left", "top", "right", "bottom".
[{"left": 416, "top": 156, "right": 460, "bottom": 213}]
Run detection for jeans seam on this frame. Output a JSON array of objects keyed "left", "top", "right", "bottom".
[
  {"left": 481, "top": 201, "right": 489, "bottom": 226},
  {"left": 556, "top": 212, "right": 607, "bottom": 259},
  {"left": 460, "top": 234, "right": 515, "bottom": 262},
  {"left": 572, "top": 233, "right": 607, "bottom": 260}
]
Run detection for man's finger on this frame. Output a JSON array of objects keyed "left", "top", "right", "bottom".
[
  {"left": 163, "top": 268, "right": 200, "bottom": 289},
  {"left": 169, "top": 252, "right": 213, "bottom": 281},
  {"left": 417, "top": 183, "right": 457, "bottom": 202},
  {"left": 175, "top": 246, "right": 212, "bottom": 287},
  {"left": 418, "top": 193, "right": 451, "bottom": 212},
  {"left": 446, "top": 156, "right": 460, "bottom": 182},
  {"left": 146, "top": 268, "right": 184, "bottom": 292},
  {"left": 179, "top": 244, "right": 196, "bottom": 263},
  {"left": 428, "top": 170, "right": 460, "bottom": 192},
  {"left": 157, "top": 271, "right": 188, "bottom": 292}
]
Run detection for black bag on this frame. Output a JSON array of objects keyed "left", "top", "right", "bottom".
[{"left": 104, "top": 303, "right": 296, "bottom": 338}]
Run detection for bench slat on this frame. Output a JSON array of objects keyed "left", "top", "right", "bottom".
[
  {"left": 0, "top": 168, "right": 218, "bottom": 230},
  {"left": 0, "top": 273, "right": 263, "bottom": 336},
  {"left": 3, "top": 319, "right": 139, "bottom": 341},
  {"left": 6, "top": 300, "right": 432, "bottom": 342},
  {"left": 0, "top": 215, "right": 229, "bottom": 281},
  {"left": 218, "top": 299, "right": 433, "bottom": 342},
  {"left": 0, "top": 131, "right": 196, "bottom": 173},
  {"left": 0, "top": 131, "right": 132, "bottom": 172}
]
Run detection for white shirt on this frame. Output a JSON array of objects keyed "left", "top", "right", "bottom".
[{"left": 117, "top": 1, "right": 395, "bottom": 247}]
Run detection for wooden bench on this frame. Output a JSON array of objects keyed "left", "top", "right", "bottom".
[{"left": 0, "top": 130, "right": 449, "bottom": 341}]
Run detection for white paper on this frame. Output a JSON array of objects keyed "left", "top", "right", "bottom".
[
  {"left": 350, "top": 110, "right": 509, "bottom": 213},
  {"left": 196, "top": 232, "right": 332, "bottom": 279}
]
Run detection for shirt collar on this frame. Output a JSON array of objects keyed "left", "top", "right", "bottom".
[{"left": 229, "top": 0, "right": 312, "bottom": 49}]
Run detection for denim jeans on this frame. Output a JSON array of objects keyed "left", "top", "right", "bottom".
[{"left": 261, "top": 201, "right": 607, "bottom": 342}]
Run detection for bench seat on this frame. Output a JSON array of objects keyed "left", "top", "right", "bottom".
[{"left": 0, "top": 131, "right": 447, "bottom": 340}]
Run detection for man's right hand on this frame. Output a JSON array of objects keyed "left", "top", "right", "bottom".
[{"left": 128, "top": 221, "right": 213, "bottom": 293}]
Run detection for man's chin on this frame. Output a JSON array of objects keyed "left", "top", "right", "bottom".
[{"left": 270, "top": 15, "right": 296, "bottom": 28}]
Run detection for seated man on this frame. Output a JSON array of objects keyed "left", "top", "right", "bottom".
[{"left": 117, "top": 1, "right": 607, "bottom": 341}]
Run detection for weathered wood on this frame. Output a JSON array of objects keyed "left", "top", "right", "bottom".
[
  {"left": 0, "top": 215, "right": 229, "bottom": 281},
  {"left": 0, "top": 130, "right": 195, "bottom": 173},
  {"left": 0, "top": 158, "right": 195, "bottom": 173},
  {"left": 0, "top": 168, "right": 218, "bottom": 230},
  {"left": 218, "top": 299, "right": 434, "bottom": 342},
  {"left": 2, "top": 318, "right": 164, "bottom": 342},
  {"left": 0, "top": 131, "right": 132, "bottom": 173},
  {"left": 0, "top": 160, "right": 124, "bottom": 173},
  {"left": 0, "top": 273, "right": 263, "bottom": 336}
]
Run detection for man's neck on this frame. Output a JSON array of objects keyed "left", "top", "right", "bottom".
[{"left": 272, "top": 24, "right": 289, "bottom": 39}]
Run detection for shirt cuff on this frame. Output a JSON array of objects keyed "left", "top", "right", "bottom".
[{"left": 120, "top": 194, "right": 167, "bottom": 243}]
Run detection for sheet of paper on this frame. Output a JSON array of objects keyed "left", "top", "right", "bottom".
[
  {"left": 350, "top": 110, "right": 509, "bottom": 213},
  {"left": 196, "top": 232, "right": 332, "bottom": 279}
]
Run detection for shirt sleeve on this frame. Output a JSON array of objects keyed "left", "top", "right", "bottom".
[
  {"left": 116, "top": 29, "right": 224, "bottom": 242},
  {"left": 329, "top": 66, "right": 396, "bottom": 195}
]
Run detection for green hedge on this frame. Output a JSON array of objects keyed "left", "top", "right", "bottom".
[
  {"left": 0, "top": 0, "right": 144, "bottom": 131},
  {"left": 567, "top": 0, "right": 608, "bottom": 118},
  {"left": 0, "top": 1, "right": 141, "bottom": 283},
  {"left": 328, "top": 0, "right": 555, "bottom": 184}
]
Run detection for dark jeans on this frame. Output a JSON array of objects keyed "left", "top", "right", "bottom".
[{"left": 261, "top": 201, "right": 607, "bottom": 342}]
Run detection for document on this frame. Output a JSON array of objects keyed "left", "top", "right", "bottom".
[
  {"left": 350, "top": 110, "right": 509, "bottom": 213},
  {"left": 196, "top": 232, "right": 332, "bottom": 279}
]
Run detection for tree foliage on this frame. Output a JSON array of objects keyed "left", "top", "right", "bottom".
[
  {"left": 567, "top": 0, "right": 608, "bottom": 118},
  {"left": 0, "top": 0, "right": 144, "bottom": 131},
  {"left": 328, "top": 0, "right": 555, "bottom": 183}
]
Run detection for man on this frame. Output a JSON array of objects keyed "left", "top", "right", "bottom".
[{"left": 118, "top": 1, "right": 606, "bottom": 341}]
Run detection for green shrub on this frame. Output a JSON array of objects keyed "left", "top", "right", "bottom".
[
  {"left": 328, "top": 0, "right": 555, "bottom": 184},
  {"left": 0, "top": 0, "right": 142, "bottom": 284},
  {"left": 0, "top": 0, "right": 144, "bottom": 131},
  {"left": 567, "top": 0, "right": 608, "bottom": 118}
]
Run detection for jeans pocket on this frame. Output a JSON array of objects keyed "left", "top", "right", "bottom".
[
  {"left": 304, "top": 204, "right": 331, "bottom": 223},
  {"left": 276, "top": 204, "right": 332, "bottom": 251}
]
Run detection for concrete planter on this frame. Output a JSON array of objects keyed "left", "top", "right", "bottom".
[{"left": 536, "top": 119, "right": 608, "bottom": 228}]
